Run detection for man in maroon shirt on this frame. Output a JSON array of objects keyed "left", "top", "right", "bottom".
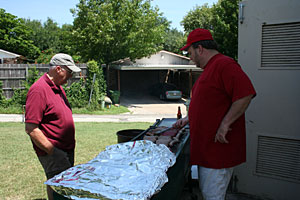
[
  {"left": 25, "top": 53, "right": 81, "bottom": 200},
  {"left": 173, "top": 29, "right": 256, "bottom": 200}
]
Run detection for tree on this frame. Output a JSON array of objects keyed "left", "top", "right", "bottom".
[
  {"left": 163, "top": 28, "right": 186, "bottom": 55},
  {"left": 0, "top": 9, "right": 40, "bottom": 60},
  {"left": 211, "top": 0, "right": 239, "bottom": 60},
  {"left": 60, "top": 24, "right": 78, "bottom": 55},
  {"left": 181, "top": 3, "right": 214, "bottom": 32},
  {"left": 71, "top": 0, "right": 168, "bottom": 64},
  {"left": 180, "top": 0, "right": 239, "bottom": 59},
  {"left": 24, "top": 18, "right": 68, "bottom": 53},
  {"left": 24, "top": 18, "right": 81, "bottom": 63}
]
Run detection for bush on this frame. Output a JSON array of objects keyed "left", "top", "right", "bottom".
[
  {"left": 85, "top": 60, "right": 107, "bottom": 109},
  {"left": 0, "top": 81, "right": 5, "bottom": 105},
  {"left": 0, "top": 66, "right": 41, "bottom": 107},
  {"left": 0, "top": 61, "right": 108, "bottom": 112},
  {"left": 64, "top": 77, "right": 88, "bottom": 108},
  {"left": 35, "top": 49, "right": 56, "bottom": 64},
  {"left": 64, "top": 60, "right": 107, "bottom": 110}
]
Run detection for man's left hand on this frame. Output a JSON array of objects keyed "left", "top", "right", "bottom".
[{"left": 215, "top": 124, "right": 231, "bottom": 143}]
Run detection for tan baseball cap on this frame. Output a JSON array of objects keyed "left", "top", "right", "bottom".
[{"left": 50, "top": 53, "right": 81, "bottom": 73}]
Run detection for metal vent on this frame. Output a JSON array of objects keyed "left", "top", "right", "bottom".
[
  {"left": 261, "top": 22, "right": 300, "bottom": 68},
  {"left": 256, "top": 135, "right": 300, "bottom": 183}
]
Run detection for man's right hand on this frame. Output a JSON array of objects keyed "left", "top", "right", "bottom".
[
  {"left": 172, "top": 116, "right": 189, "bottom": 129},
  {"left": 25, "top": 123, "right": 54, "bottom": 155}
]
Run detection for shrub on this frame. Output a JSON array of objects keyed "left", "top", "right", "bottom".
[
  {"left": 35, "top": 49, "right": 56, "bottom": 64},
  {"left": 0, "top": 81, "right": 5, "bottom": 105},
  {"left": 4, "top": 66, "right": 41, "bottom": 107},
  {"left": 0, "top": 61, "right": 107, "bottom": 111},
  {"left": 85, "top": 60, "right": 107, "bottom": 110},
  {"left": 64, "top": 77, "right": 88, "bottom": 108}
]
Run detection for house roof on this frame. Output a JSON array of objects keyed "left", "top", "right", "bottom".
[
  {"left": 158, "top": 50, "right": 190, "bottom": 60},
  {"left": 110, "top": 50, "right": 202, "bottom": 71},
  {"left": 111, "top": 64, "right": 201, "bottom": 71},
  {"left": 0, "top": 49, "right": 20, "bottom": 57}
]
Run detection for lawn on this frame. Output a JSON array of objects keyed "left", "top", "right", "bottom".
[
  {"left": 0, "top": 122, "right": 151, "bottom": 200},
  {"left": 0, "top": 105, "right": 130, "bottom": 115}
]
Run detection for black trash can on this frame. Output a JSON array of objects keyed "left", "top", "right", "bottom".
[{"left": 116, "top": 129, "right": 144, "bottom": 143}]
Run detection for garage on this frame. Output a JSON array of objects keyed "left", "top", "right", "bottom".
[
  {"left": 120, "top": 70, "right": 160, "bottom": 95},
  {"left": 106, "top": 50, "right": 202, "bottom": 100}
]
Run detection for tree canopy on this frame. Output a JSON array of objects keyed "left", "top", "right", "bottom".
[
  {"left": 24, "top": 18, "right": 76, "bottom": 56},
  {"left": 181, "top": 0, "right": 239, "bottom": 60},
  {"left": 163, "top": 28, "right": 186, "bottom": 55},
  {"left": 1, "top": 0, "right": 239, "bottom": 62},
  {"left": 0, "top": 9, "right": 40, "bottom": 59},
  {"left": 71, "top": 0, "right": 169, "bottom": 64}
]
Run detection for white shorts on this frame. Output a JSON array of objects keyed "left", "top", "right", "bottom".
[{"left": 197, "top": 166, "right": 234, "bottom": 200}]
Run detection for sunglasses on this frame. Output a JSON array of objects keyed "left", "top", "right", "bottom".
[{"left": 61, "top": 66, "right": 73, "bottom": 75}]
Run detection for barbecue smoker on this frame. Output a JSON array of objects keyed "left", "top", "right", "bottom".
[
  {"left": 131, "top": 118, "right": 191, "bottom": 200},
  {"left": 52, "top": 118, "right": 191, "bottom": 200}
]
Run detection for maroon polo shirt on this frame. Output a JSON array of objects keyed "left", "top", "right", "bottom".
[
  {"left": 25, "top": 73, "right": 75, "bottom": 156},
  {"left": 188, "top": 54, "right": 256, "bottom": 168}
]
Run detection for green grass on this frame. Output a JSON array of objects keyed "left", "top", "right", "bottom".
[
  {"left": 0, "top": 105, "right": 129, "bottom": 115},
  {"left": 0, "top": 105, "right": 24, "bottom": 114},
  {"left": 72, "top": 105, "right": 129, "bottom": 115},
  {"left": 0, "top": 122, "right": 151, "bottom": 200}
]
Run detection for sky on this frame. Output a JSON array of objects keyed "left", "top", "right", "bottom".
[{"left": 1, "top": 0, "right": 217, "bottom": 31}]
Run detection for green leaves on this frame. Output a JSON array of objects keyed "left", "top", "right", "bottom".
[
  {"left": 163, "top": 28, "right": 186, "bottom": 54},
  {"left": 181, "top": 0, "right": 239, "bottom": 60},
  {"left": 0, "top": 9, "right": 40, "bottom": 60},
  {"left": 72, "top": 0, "right": 168, "bottom": 64},
  {"left": 64, "top": 77, "right": 89, "bottom": 108},
  {"left": 181, "top": 3, "right": 213, "bottom": 32},
  {"left": 24, "top": 18, "right": 76, "bottom": 57}
]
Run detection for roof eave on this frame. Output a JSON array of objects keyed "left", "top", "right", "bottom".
[{"left": 110, "top": 64, "right": 202, "bottom": 71}]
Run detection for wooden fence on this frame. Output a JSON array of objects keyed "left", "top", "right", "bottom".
[{"left": 0, "top": 63, "right": 87, "bottom": 99}]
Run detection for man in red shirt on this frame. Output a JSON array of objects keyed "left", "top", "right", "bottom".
[
  {"left": 25, "top": 53, "right": 81, "bottom": 200},
  {"left": 173, "top": 29, "right": 256, "bottom": 200}
]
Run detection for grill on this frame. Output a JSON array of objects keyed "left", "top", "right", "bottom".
[
  {"left": 54, "top": 118, "right": 191, "bottom": 200},
  {"left": 130, "top": 118, "right": 191, "bottom": 200}
]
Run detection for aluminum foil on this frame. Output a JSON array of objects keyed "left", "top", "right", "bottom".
[{"left": 45, "top": 140, "right": 176, "bottom": 200}]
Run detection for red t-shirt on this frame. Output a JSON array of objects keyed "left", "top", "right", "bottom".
[
  {"left": 188, "top": 54, "right": 256, "bottom": 168},
  {"left": 25, "top": 73, "right": 75, "bottom": 156}
]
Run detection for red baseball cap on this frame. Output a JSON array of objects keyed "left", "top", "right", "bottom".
[{"left": 180, "top": 28, "right": 214, "bottom": 51}]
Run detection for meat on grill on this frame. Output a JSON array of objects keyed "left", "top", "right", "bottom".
[
  {"left": 144, "top": 126, "right": 186, "bottom": 148},
  {"left": 143, "top": 136, "right": 158, "bottom": 143},
  {"left": 146, "top": 126, "right": 168, "bottom": 136}
]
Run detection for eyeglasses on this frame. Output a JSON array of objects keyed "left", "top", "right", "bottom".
[{"left": 61, "top": 66, "right": 73, "bottom": 75}]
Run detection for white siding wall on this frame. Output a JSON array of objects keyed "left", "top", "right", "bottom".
[{"left": 236, "top": 0, "right": 300, "bottom": 199}]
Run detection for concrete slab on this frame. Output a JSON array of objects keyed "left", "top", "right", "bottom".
[{"left": 120, "top": 94, "right": 188, "bottom": 116}]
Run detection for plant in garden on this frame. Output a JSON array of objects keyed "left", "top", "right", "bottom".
[
  {"left": 8, "top": 66, "right": 41, "bottom": 106},
  {"left": 0, "top": 81, "right": 5, "bottom": 105},
  {"left": 0, "top": 66, "right": 41, "bottom": 108},
  {"left": 35, "top": 49, "right": 56, "bottom": 64},
  {"left": 85, "top": 60, "right": 107, "bottom": 110},
  {"left": 64, "top": 77, "right": 88, "bottom": 108}
]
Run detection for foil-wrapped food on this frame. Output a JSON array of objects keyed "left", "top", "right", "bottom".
[{"left": 45, "top": 140, "right": 176, "bottom": 200}]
